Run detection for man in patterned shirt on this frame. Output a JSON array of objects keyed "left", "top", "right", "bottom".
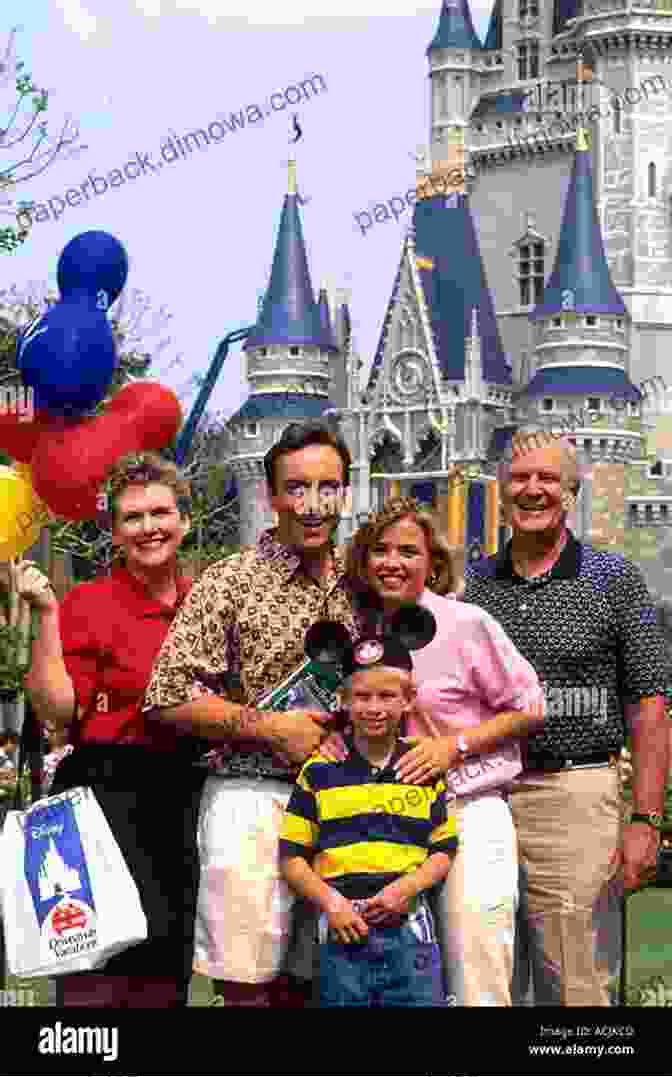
[
  {"left": 143, "top": 421, "right": 359, "bottom": 1007},
  {"left": 464, "top": 427, "right": 670, "bottom": 1006}
]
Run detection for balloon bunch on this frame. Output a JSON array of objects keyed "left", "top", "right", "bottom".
[{"left": 0, "top": 231, "right": 183, "bottom": 541}]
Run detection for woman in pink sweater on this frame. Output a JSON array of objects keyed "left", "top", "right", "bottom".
[{"left": 346, "top": 498, "right": 544, "bottom": 1006}]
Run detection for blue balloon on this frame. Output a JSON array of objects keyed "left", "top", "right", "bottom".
[
  {"left": 57, "top": 231, "right": 129, "bottom": 311},
  {"left": 17, "top": 297, "right": 117, "bottom": 416}
]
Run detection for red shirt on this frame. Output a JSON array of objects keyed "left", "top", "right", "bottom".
[{"left": 59, "top": 564, "right": 193, "bottom": 748}]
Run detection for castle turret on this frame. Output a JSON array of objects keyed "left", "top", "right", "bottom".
[
  {"left": 427, "top": 0, "right": 482, "bottom": 52},
  {"left": 520, "top": 115, "right": 642, "bottom": 546},
  {"left": 524, "top": 124, "right": 639, "bottom": 418},
  {"left": 227, "top": 161, "right": 338, "bottom": 544},
  {"left": 425, "top": 0, "right": 483, "bottom": 181},
  {"left": 318, "top": 284, "right": 347, "bottom": 410}
]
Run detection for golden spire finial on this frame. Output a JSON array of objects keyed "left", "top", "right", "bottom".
[
  {"left": 575, "top": 50, "right": 592, "bottom": 151},
  {"left": 288, "top": 158, "right": 297, "bottom": 195}
]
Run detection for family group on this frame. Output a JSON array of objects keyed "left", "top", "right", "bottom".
[{"left": 13, "top": 417, "right": 669, "bottom": 1007}]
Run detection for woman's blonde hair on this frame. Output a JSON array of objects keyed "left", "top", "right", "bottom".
[
  {"left": 346, "top": 496, "right": 458, "bottom": 598},
  {"left": 107, "top": 452, "right": 191, "bottom": 523}
]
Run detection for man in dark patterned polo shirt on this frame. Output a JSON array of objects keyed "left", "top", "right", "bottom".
[
  {"left": 464, "top": 427, "right": 670, "bottom": 1006},
  {"left": 144, "top": 421, "right": 358, "bottom": 1007}
]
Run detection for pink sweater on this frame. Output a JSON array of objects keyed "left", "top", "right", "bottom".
[{"left": 409, "top": 590, "right": 543, "bottom": 797}]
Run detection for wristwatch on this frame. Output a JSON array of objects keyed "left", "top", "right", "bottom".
[
  {"left": 456, "top": 734, "right": 470, "bottom": 759},
  {"left": 630, "top": 811, "right": 664, "bottom": 830}
]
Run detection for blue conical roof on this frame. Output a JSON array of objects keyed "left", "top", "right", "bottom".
[
  {"left": 427, "top": 0, "right": 482, "bottom": 53},
  {"left": 317, "top": 287, "right": 339, "bottom": 352},
  {"left": 245, "top": 185, "right": 324, "bottom": 350},
  {"left": 531, "top": 134, "right": 626, "bottom": 320},
  {"left": 483, "top": 0, "right": 502, "bottom": 50},
  {"left": 229, "top": 394, "right": 332, "bottom": 422},
  {"left": 367, "top": 193, "right": 510, "bottom": 397},
  {"left": 412, "top": 193, "right": 511, "bottom": 384}
]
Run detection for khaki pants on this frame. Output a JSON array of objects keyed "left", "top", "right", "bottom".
[
  {"left": 509, "top": 765, "right": 624, "bottom": 1007},
  {"left": 434, "top": 792, "right": 519, "bottom": 1006}
]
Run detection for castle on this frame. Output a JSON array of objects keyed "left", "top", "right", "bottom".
[{"left": 226, "top": 0, "right": 672, "bottom": 594}]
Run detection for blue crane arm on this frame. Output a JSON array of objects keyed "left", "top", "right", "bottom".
[{"left": 175, "top": 325, "right": 256, "bottom": 465}]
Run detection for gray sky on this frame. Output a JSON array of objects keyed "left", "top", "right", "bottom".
[{"left": 3, "top": 0, "right": 494, "bottom": 422}]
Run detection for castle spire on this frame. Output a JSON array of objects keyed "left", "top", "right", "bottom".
[
  {"left": 530, "top": 67, "right": 626, "bottom": 322},
  {"left": 287, "top": 157, "right": 297, "bottom": 196},
  {"left": 482, "top": 0, "right": 501, "bottom": 51},
  {"left": 245, "top": 159, "right": 324, "bottom": 349},
  {"left": 427, "top": 0, "right": 482, "bottom": 53},
  {"left": 317, "top": 285, "right": 338, "bottom": 352}
]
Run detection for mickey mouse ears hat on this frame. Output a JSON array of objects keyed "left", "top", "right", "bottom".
[{"left": 305, "top": 604, "right": 436, "bottom": 677}]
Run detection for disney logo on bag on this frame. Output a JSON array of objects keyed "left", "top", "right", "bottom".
[
  {"left": 51, "top": 902, "right": 88, "bottom": 936},
  {"left": 31, "top": 822, "right": 64, "bottom": 840}
]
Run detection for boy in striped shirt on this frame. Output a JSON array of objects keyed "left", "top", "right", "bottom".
[{"left": 279, "top": 631, "right": 457, "bottom": 1006}]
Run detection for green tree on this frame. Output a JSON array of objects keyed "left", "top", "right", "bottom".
[{"left": 0, "top": 28, "right": 85, "bottom": 254}]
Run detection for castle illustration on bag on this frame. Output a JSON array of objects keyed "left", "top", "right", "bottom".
[{"left": 38, "top": 839, "right": 81, "bottom": 902}]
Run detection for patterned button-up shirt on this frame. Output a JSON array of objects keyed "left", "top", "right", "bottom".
[
  {"left": 143, "top": 529, "right": 358, "bottom": 780},
  {"left": 463, "top": 531, "right": 671, "bottom": 761}
]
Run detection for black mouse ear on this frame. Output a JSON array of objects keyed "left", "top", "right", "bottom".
[
  {"left": 305, "top": 622, "right": 353, "bottom": 666},
  {"left": 386, "top": 605, "right": 436, "bottom": 650}
]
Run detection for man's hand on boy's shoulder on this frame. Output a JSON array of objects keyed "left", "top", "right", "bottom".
[
  {"left": 359, "top": 882, "right": 411, "bottom": 926},
  {"left": 395, "top": 734, "right": 459, "bottom": 784},
  {"left": 323, "top": 891, "right": 369, "bottom": 944}
]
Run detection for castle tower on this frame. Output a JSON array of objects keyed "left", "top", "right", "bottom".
[
  {"left": 451, "top": 0, "right": 672, "bottom": 421},
  {"left": 422, "top": 0, "right": 484, "bottom": 194},
  {"left": 571, "top": 1, "right": 672, "bottom": 384},
  {"left": 519, "top": 119, "right": 642, "bottom": 547},
  {"left": 227, "top": 161, "right": 341, "bottom": 545},
  {"left": 38, "top": 838, "right": 81, "bottom": 901}
]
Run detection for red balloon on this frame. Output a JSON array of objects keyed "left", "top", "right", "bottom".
[
  {"left": 30, "top": 382, "right": 182, "bottom": 520},
  {"left": 108, "top": 382, "right": 183, "bottom": 447},
  {"left": 0, "top": 411, "right": 56, "bottom": 462}
]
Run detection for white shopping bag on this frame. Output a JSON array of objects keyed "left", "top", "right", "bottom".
[{"left": 0, "top": 785, "right": 147, "bottom": 977}]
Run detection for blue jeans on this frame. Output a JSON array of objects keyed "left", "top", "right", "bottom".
[{"left": 318, "top": 922, "right": 446, "bottom": 1007}]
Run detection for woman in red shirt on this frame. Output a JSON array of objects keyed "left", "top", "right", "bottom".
[{"left": 22, "top": 451, "right": 205, "bottom": 1008}]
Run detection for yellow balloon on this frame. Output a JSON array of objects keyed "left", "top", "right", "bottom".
[
  {"left": 12, "top": 461, "right": 52, "bottom": 521},
  {"left": 0, "top": 465, "right": 48, "bottom": 561}
]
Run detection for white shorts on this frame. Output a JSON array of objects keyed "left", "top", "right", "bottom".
[{"left": 193, "top": 777, "right": 299, "bottom": 984}]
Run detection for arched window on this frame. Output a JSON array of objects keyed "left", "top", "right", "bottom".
[
  {"left": 648, "top": 161, "right": 656, "bottom": 198},
  {"left": 516, "top": 40, "right": 540, "bottom": 80},
  {"left": 612, "top": 98, "right": 621, "bottom": 134}
]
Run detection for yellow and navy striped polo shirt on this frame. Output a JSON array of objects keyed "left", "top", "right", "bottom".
[{"left": 278, "top": 736, "right": 458, "bottom": 900}]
